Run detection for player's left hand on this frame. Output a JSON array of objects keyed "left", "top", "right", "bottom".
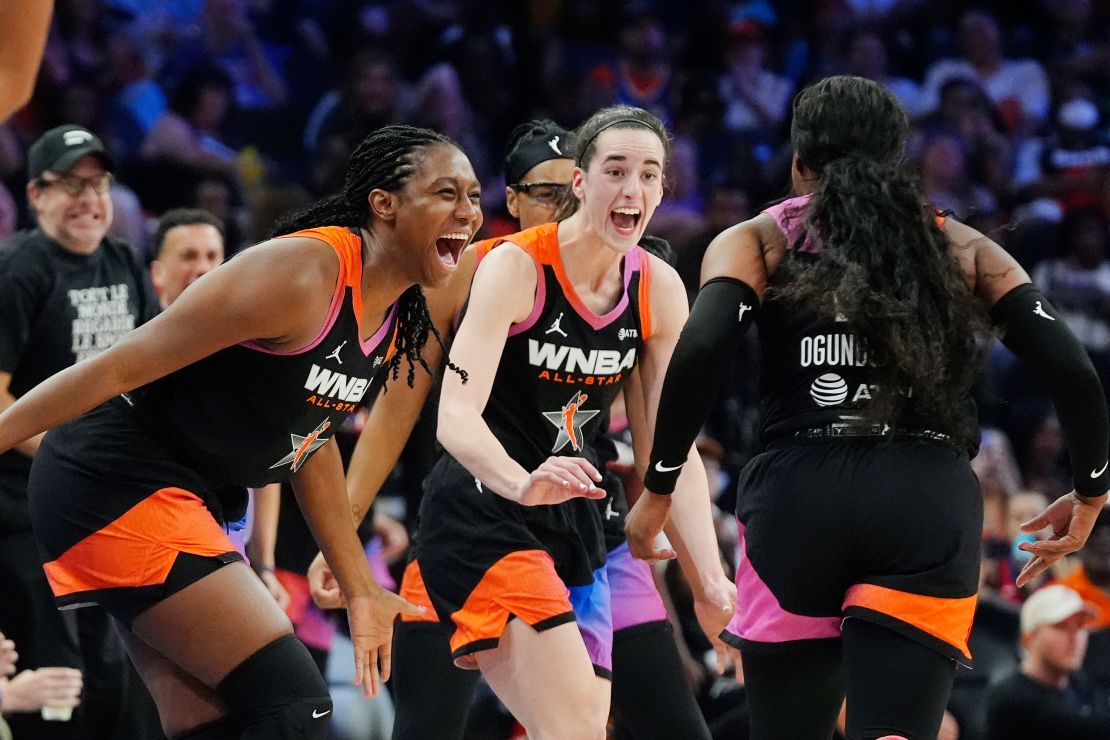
[
  {"left": 625, "top": 491, "right": 676, "bottom": 562},
  {"left": 693, "top": 576, "right": 737, "bottom": 676},
  {"left": 1016, "top": 491, "right": 1108, "bottom": 587},
  {"left": 346, "top": 588, "right": 425, "bottom": 698}
]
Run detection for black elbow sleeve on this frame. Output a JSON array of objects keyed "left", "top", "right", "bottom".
[
  {"left": 643, "top": 277, "right": 759, "bottom": 494},
  {"left": 992, "top": 283, "right": 1110, "bottom": 496}
]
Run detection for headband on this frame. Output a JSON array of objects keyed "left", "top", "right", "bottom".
[{"left": 505, "top": 129, "right": 573, "bottom": 185}]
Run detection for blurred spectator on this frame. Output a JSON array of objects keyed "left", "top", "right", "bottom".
[
  {"left": 917, "top": 129, "right": 997, "bottom": 225},
  {"left": 408, "top": 63, "right": 488, "bottom": 178},
  {"left": 718, "top": 21, "right": 794, "bottom": 138},
  {"left": 142, "top": 64, "right": 239, "bottom": 178},
  {"left": 1030, "top": 209, "right": 1110, "bottom": 376},
  {"left": 842, "top": 27, "right": 924, "bottom": 117},
  {"left": 149, "top": 207, "right": 224, "bottom": 309},
  {"left": 1011, "top": 407, "right": 1072, "bottom": 498},
  {"left": 161, "top": 0, "right": 287, "bottom": 111},
  {"left": 305, "top": 51, "right": 407, "bottom": 158},
  {"left": 581, "top": 12, "right": 676, "bottom": 128},
  {"left": 1012, "top": 88, "right": 1110, "bottom": 214},
  {"left": 921, "top": 11, "right": 1050, "bottom": 134},
  {"left": 986, "top": 584, "right": 1110, "bottom": 739},
  {"left": 304, "top": 51, "right": 408, "bottom": 195}
]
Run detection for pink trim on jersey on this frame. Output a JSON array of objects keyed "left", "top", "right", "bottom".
[
  {"left": 724, "top": 519, "right": 841, "bottom": 643},
  {"left": 553, "top": 246, "right": 641, "bottom": 331},
  {"left": 239, "top": 270, "right": 347, "bottom": 356},
  {"left": 762, "top": 194, "right": 819, "bottom": 254},
  {"left": 359, "top": 303, "right": 397, "bottom": 356},
  {"left": 507, "top": 255, "right": 548, "bottom": 337}
]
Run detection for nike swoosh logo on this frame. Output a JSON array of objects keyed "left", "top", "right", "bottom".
[
  {"left": 312, "top": 709, "right": 331, "bottom": 719},
  {"left": 1092, "top": 461, "right": 1108, "bottom": 478},
  {"left": 654, "top": 460, "right": 684, "bottom": 473}
]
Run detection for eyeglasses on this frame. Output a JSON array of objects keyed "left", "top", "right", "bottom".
[
  {"left": 510, "top": 182, "right": 569, "bottom": 206},
  {"left": 36, "top": 172, "right": 114, "bottom": 197}
]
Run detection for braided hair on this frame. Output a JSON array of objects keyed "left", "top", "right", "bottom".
[
  {"left": 272, "top": 124, "right": 467, "bottom": 388},
  {"left": 771, "top": 75, "right": 984, "bottom": 445}
]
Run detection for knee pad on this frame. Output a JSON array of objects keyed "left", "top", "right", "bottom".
[
  {"left": 174, "top": 717, "right": 241, "bottom": 740},
  {"left": 218, "top": 634, "right": 332, "bottom": 740}
]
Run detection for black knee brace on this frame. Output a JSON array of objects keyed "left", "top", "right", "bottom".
[{"left": 217, "top": 634, "right": 333, "bottom": 740}]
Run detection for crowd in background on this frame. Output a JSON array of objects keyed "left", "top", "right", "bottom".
[{"left": 3, "top": 0, "right": 1110, "bottom": 738}]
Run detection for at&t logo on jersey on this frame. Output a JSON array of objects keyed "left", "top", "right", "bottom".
[
  {"left": 528, "top": 339, "right": 635, "bottom": 385},
  {"left": 810, "top": 373, "right": 848, "bottom": 406}
]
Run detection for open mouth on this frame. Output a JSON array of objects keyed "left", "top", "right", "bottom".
[
  {"left": 610, "top": 207, "right": 641, "bottom": 236},
  {"left": 435, "top": 232, "right": 469, "bottom": 268}
]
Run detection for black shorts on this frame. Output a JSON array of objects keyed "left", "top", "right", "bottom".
[
  {"left": 28, "top": 400, "right": 242, "bottom": 626},
  {"left": 721, "top": 437, "right": 981, "bottom": 665},
  {"left": 415, "top": 454, "right": 607, "bottom": 668}
]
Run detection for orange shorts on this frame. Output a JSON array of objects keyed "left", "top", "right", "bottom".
[{"left": 41, "top": 487, "right": 240, "bottom": 625}]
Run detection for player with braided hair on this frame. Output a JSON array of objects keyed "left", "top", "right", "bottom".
[
  {"left": 0, "top": 124, "right": 482, "bottom": 739},
  {"left": 309, "top": 118, "right": 713, "bottom": 739}
]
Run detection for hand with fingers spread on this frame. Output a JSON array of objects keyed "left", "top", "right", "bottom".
[
  {"left": 1016, "top": 491, "right": 1109, "bottom": 587},
  {"left": 308, "top": 552, "right": 344, "bottom": 609},
  {"left": 625, "top": 491, "right": 677, "bottom": 563},
  {"left": 346, "top": 587, "right": 426, "bottom": 697},
  {"left": 693, "top": 577, "right": 737, "bottom": 676},
  {"left": 511, "top": 456, "right": 606, "bottom": 506}
]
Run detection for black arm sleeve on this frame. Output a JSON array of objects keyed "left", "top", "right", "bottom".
[
  {"left": 991, "top": 283, "right": 1110, "bottom": 496},
  {"left": 643, "top": 277, "right": 759, "bottom": 494}
]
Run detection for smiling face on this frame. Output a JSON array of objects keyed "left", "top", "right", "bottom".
[
  {"left": 27, "top": 154, "right": 113, "bottom": 255},
  {"left": 385, "top": 143, "right": 483, "bottom": 287},
  {"left": 151, "top": 223, "right": 225, "bottom": 308},
  {"left": 572, "top": 127, "right": 665, "bottom": 253}
]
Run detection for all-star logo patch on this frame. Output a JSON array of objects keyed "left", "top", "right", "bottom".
[
  {"left": 270, "top": 419, "right": 332, "bottom": 472},
  {"left": 541, "top": 390, "right": 600, "bottom": 452}
]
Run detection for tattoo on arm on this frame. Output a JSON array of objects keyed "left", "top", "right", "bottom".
[{"left": 981, "top": 265, "right": 1016, "bottom": 282}]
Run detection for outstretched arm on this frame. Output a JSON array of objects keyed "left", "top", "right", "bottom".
[
  {"left": 0, "top": 237, "right": 338, "bottom": 454},
  {"left": 624, "top": 255, "right": 736, "bottom": 662},
  {"left": 951, "top": 219, "right": 1110, "bottom": 585}
]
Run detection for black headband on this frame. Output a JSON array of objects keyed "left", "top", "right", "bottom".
[
  {"left": 505, "top": 129, "right": 572, "bottom": 185},
  {"left": 575, "top": 118, "right": 655, "bottom": 165}
]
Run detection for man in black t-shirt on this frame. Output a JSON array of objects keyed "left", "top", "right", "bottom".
[
  {"left": 986, "top": 584, "right": 1110, "bottom": 740},
  {"left": 0, "top": 125, "right": 158, "bottom": 739}
]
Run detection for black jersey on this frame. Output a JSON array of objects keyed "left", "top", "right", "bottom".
[
  {"left": 129, "top": 227, "right": 398, "bottom": 489},
  {"left": 756, "top": 196, "right": 977, "bottom": 443},
  {"left": 476, "top": 223, "right": 652, "bottom": 473}
]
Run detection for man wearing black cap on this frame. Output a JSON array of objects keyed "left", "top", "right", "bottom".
[{"left": 0, "top": 124, "right": 158, "bottom": 738}]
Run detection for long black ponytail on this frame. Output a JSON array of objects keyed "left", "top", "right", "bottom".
[
  {"left": 771, "top": 76, "right": 985, "bottom": 443},
  {"left": 272, "top": 124, "right": 467, "bottom": 388}
]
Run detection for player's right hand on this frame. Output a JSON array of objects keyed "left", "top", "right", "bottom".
[
  {"left": 512, "top": 456, "right": 606, "bottom": 506},
  {"left": 308, "top": 551, "right": 344, "bottom": 609}
]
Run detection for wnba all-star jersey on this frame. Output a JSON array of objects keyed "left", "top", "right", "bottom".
[
  {"left": 129, "top": 227, "right": 398, "bottom": 489},
  {"left": 476, "top": 222, "right": 652, "bottom": 473},
  {"left": 756, "top": 196, "right": 976, "bottom": 443}
]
